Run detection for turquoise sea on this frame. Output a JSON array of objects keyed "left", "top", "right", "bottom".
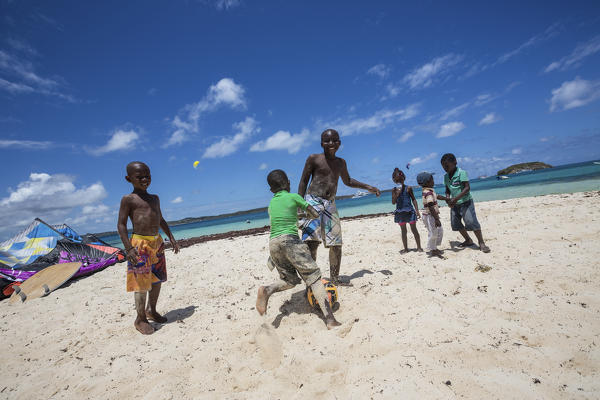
[{"left": 99, "top": 160, "right": 600, "bottom": 248}]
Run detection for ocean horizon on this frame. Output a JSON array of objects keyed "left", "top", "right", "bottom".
[{"left": 98, "top": 160, "right": 600, "bottom": 248}]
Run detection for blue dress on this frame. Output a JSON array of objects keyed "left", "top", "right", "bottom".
[{"left": 394, "top": 186, "right": 417, "bottom": 224}]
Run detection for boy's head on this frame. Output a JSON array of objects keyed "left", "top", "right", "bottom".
[
  {"left": 440, "top": 153, "right": 457, "bottom": 174},
  {"left": 126, "top": 161, "right": 151, "bottom": 191},
  {"left": 321, "top": 129, "right": 341, "bottom": 158},
  {"left": 267, "top": 169, "right": 290, "bottom": 193},
  {"left": 392, "top": 168, "right": 405, "bottom": 184},
  {"left": 416, "top": 172, "right": 434, "bottom": 188}
]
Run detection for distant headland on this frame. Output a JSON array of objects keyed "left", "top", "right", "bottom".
[{"left": 497, "top": 162, "right": 552, "bottom": 176}]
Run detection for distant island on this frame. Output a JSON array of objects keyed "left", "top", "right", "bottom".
[{"left": 497, "top": 162, "right": 552, "bottom": 175}]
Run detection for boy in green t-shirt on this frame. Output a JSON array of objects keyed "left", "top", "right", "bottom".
[
  {"left": 256, "top": 169, "right": 341, "bottom": 329},
  {"left": 441, "top": 153, "right": 490, "bottom": 253}
]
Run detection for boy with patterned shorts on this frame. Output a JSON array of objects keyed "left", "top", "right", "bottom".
[
  {"left": 117, "top": 161, "right": 180, "bottom": 335},
  {"left": 256, "top": 169, "right": 341, "bottom": 329},
  {"left": 298, "top": 129, "right": 380, "bottom": 286}
]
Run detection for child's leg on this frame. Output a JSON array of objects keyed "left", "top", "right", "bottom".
[
  {"left": 309, "top": 280, "right": 341, "bottom": 329},
  {"left": 146, "top": 283, "right": 167, "bottom": 323},
  {"left": 399, "top": 224, "right": 409, "bottom": 253},
  {"left": 134, "top": 292, "right": 154, "bottom": 335},
  {"left": 423, "top": 215, "right": 436, "bottom": 251},
  {"left": 409, "top": 222, "right": 423, "bottom": 251},
  {"left": 256, "top": 280, "right": 295, "bottom": 315},
  {"left": 328, "top": 246, "right": 348, "bottom": 286},
  {"left": 473, "top": 230, "right": 490, "bottom": 252}
]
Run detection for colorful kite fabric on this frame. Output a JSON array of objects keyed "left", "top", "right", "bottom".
[{"left": 0, "top": 219, "right": 124, "bottom": 284}]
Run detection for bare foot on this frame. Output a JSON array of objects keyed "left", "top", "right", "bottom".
[
  {"left": 256, "top": 286, "right": 269, "bottom": 315},
  {"left": 146, "top": 310, "right": 167, "bottom": 323},
  {"left": 134, "top": 318, "right": 154, "bottom": 335},
  {"left": 458, "top": 240, "right": 474, "bottom": 248},
  {"left": 429, "top": 249, "right": 445, "bottom": 259},
  {"left": 479, "top": 244, "right": 491, "bottom": 253},
  {"left": 326, "top": 318, "right": 342, "bottom": 330},
  {"left": 417, "top": 247, "right": 424, "bottom": 252},
  {"left": 400, "top": 249, "right": 409, "bottom": 254}
]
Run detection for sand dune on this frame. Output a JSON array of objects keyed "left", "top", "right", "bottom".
[{"left": 1, "top": 192, "right": 599, "bottom": 399}]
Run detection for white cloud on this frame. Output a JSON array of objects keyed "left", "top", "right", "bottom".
[
  {"left": 545, "top": 35, "right": 600, "bottom": 73},
  {"left": 214, "top": 0, "right": 241, "bottom": 10},
  {"left": 403, "top": 54, "right": 463, "bottom": 90},
  {"left": 549, "top": 77, "right": 600, "bottom": 112},
  {"left": 171, "top": 196, "right": 183, "bottom": 204},
  {"left": 474, "top": 93, "right": 495, "bottom": 106},
  {"left": 0, "top": 139, "right": 52, "bottom": 149},
  {"left": 372, "top": 157, "right": 380, "bottom": 164},
  {"left": 332, "top": 103, "right": 420, "bottom": 136},
  {"left": 0, "top": 49, "right": 75, "bottom": 102},
  {"left": 398, "top": 131, "right": 414, "bottom": 143},
  {"left": 165, "top": 78, "right": 246, "bottom": 147},
  {"left": 479, "top": 112, "right": 501, "bottom": 125},
  {"left": 384, "top": 83, "right": 401, "bottom": 98},
  {"left": 90, "top": 129, "right": 139, "bottom": 156},
  {"left": 496, "top": 23, "right": 560, "bottom": 65},
  {"left": 250, "top": 129, "right": 311, "bottom": 154},
  {"left": 203, "top": 116, "right": 259, "bottom": 158},
  {"left": 437, "top": 121, "right": 465, "bottom": 138},
  {"left": 0, "top": 173, "right": 108, "bottom": 239},
  {"left": 440, "top": 102, "right": 470, "bottom": 121},
  {"left": 148, "top": 87, "right": 157, "bottom": 95},
  {"left": 367, "top": 64, "right": 391, "bottom": 79},
  {"left": 410, "top": 152, "right": 438, "bottom": 165},
  {"left": 258, "top": 163, "right": 268, "bottom": 170},
  {"left": 512, "top": 148, "right": 522, "bottom": 154},
  {"left": 540, "top": 137, "right": 549, "bottom": 142}
]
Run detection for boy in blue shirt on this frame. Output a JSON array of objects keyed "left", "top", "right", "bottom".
[
  {"left": 256, "top": 169, "right": 341, "bottom": 329},
  {"left": 441, "top": 153, "right": 490, "bottom": 253}
]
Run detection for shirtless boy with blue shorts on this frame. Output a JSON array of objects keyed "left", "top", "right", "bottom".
[{"left": 298, "top": 129, "right": 381, "bottom": 286}]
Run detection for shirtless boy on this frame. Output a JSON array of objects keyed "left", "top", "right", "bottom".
[
  {"left": 298, "top": 129, "right": 381, "bottom": 285},
  {"left": 117, "top": 161, "right": 180, "bottom": 335}
]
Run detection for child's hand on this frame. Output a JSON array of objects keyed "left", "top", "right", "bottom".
[
  {"left": 172, "top": 241, "right": 180, "bottom": 254},
  {"left": 447, "top": 198, "right": 456, "bottom": 208},
  {"left": 371, "top": 186, "right": 381, "bottom": 197},
  {"left": 416, "top": 211, "right": 421, "bottom": 220},
  {"left": 434, "top": 219, "right": 441, "bottom": 227},
  {"left": 126, "top": 247, "right": 139, "bottom": 265}
]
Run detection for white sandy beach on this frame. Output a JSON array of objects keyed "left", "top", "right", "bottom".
[{"left": 1, "top": 191, "right": 599, "bottom": 399}]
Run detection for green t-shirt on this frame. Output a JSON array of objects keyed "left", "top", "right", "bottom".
[
  {"left": 268, "top": 190, "right": 309, "bottom": 238},
  {"left": 444, "top": 167, "right": 473, "bottom": 205}
]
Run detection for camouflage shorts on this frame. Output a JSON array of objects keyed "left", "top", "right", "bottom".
[{"left": 268, "top": 234, "right": 322, "bottom": 286}]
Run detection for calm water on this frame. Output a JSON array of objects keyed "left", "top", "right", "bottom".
[{"left": 100, "top": 160, "right": 600, "bottom": 248}]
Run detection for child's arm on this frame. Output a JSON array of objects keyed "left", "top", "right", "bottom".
[
  {"left": 448, "top": 181, "right": 470, "bottom": 207},
  {"left": 427, "top": 204, "right": 441, "bottom": 227},
  {"left": 391, "top": 187, "right": 400, "bottom": 204},
  {"left": 157, "top": 196, "right": 180, "bottom": 254},
  {"left": 117, "top": 196, "right": 138, "bottom": 265},
  {"left": 306, "top": 205, "right": 319, "bottom": 220},
  {"left": 436, "top": 193, "right": 449, "bottom": 202},
  {"left": 407, "top": 186, "right": 421, "bottom": 219},
  {"left": 298, "top": 155, "right": 315, "bottom": 198},
  {"left": 340, "top": 159, "right": 381, "bottom": 196}
]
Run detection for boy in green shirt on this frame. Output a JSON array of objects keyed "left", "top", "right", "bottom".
[
  {"left": 256, "top": 169, "right": 341, "bottom": 329},
  {"left": 441, "top": 153, "right": 490, "bottom": 253}
]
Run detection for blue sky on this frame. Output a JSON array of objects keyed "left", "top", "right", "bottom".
[{"left": 1, "top": 0, "right": 600, "bottom": 239}]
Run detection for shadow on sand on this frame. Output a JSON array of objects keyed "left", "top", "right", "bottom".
[{"left": 271, "top": 289, "right": 340, "bottom": 329}]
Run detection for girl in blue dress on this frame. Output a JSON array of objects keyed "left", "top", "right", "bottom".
[{"left": 392, "top": 168, "right": 423, "bottom": 253}]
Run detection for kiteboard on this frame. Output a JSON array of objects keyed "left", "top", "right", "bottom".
[{"left": 9, "top": 262, "right": 82, "bottom": 304}]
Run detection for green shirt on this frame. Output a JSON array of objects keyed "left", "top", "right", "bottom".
[
  {"left": 268, "top": 190, "right": 309, "bottom": 238},
  {"left": 444, "top": 167, "right": 473, "bottom": 205}
]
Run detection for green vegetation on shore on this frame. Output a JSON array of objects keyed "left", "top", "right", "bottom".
[{"left": 497, "top": 162, "right": 552, "bottom": 175}]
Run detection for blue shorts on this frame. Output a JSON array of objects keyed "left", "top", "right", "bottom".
[
  {"left": 394, "top": 209, "right": 417, "bottom": 225},
  {"left": 450, "top": 200, "right": 481, "bottom": 231}
]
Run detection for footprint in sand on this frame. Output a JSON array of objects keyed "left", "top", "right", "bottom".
[{"left": 251, "top": 323, "right": 283, "bottom": 369}]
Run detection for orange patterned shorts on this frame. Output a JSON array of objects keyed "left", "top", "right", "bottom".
[{"left": 126, "top": 234, "right": 167, "bottom": 292}]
